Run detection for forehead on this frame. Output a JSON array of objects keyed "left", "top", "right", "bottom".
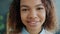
[{"left": 20, "top": 0, "right": 42, "bottom": 6}]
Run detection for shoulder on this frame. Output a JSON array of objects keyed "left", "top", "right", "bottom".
[
  {"left": 44, "top": 29, "right": 55, "bottom": 34},
  {"left": 40, "top": 28, "right": 55, "bottom": 34}
]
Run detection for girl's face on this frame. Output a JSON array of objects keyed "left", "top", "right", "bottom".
[{"left": 20, "top": 0, "right": 46, "bottom": 29}]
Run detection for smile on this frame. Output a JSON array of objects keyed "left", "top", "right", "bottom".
[{"left": 27, "top": 21, "right": 39, "bottom": 27}]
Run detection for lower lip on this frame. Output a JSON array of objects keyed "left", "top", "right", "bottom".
[{"left": 27, "top": 22, "right": 39, "bottom": 27}]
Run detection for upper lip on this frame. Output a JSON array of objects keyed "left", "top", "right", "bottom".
[{"left": 27, "top": 20, "right": 39, "bottom": 23}]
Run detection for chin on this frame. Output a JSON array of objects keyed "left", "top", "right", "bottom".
[{"left": 26, "top": 25, "right": 41, "bottom": 29}]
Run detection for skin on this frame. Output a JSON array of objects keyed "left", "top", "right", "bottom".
[{"left": 20, "top": 0, "right": 46, "bottom": 34}]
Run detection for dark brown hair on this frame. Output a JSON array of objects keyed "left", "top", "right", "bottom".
[{"left": 7, "top": 0, "right": 57, "bottom": 34}]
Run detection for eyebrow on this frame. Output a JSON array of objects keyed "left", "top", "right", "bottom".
[
  {"left": 20, "top": 5, "right": 29, "bottom": 8},
  {"left": 35, "top": 4, "right": 43, "bottom": 7},
  {"left": 20, "top": 4, "right": 43, "bottom": 8}
]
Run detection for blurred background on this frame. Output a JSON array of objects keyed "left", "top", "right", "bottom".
[
  {"left": 0, "top": 0, "right": 60, "bottom": 34},
  {"left": 0, "top": 0, "right": 13, "bottom": 34},
  {"left": 55, "top": 0, "right": 60, "bottom": 34}
]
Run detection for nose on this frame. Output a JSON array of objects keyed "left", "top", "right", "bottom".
[{"left": 28, "top": 10, "right": 38, "bottom": 19}]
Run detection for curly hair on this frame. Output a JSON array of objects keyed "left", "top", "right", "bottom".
[{"left": 7, "top": 0, "right": 57, "bottom": 34}]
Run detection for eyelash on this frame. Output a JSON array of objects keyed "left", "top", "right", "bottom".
[
  {"left": 21, "top": 7, "right": 44, "bottom": 11},
  {"left": 22, "top": 9, "right": 28, "bottom": 11},
  {"left": 36, "top": 7, "right": 44, "bottom": 10}
]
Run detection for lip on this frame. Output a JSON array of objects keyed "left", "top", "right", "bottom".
[{"left": 27, "top": 20, "right": 39, "bottom": 27}]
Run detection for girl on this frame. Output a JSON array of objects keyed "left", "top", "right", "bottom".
[{"left": 7, "top": 0, "right": 57, "bottom": 34}]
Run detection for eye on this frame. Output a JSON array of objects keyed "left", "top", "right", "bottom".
[
  {"left": 36, "top": 7, "right": 44, "bottom": 10},
  {"left": 21, "top": 8, "right": 29, "bottom": 12}
]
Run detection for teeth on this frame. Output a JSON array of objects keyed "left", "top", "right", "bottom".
[
  {"left": 27, "top": 21, "right": 39, "bottom": 27},
  {"left": 28, "top": 21, "right": 39, "bottom": 25},
  {"left": 29, "top": 21, "right": 37, "bottom": 23}
]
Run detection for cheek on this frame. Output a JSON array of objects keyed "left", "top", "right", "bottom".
[
  {"left": 20, "top": 12, "right": 28, "bottom": 24},
  {"left": 38, "top": 12, "right": 46, "bottom": 23},
  {"left": 41, "top": 14, "right": 45, "bottom": 22}
]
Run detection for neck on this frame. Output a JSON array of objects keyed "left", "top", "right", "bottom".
[{"left": 26, "top": 27, "right": 42, "bottom": 34}]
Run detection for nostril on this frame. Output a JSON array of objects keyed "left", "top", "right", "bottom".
[{"left": 27, "top": 15, "right": 38, "bottom": 19}]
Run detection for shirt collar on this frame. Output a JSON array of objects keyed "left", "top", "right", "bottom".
[{"left": 22, "top": 27, "right": 46, "bottom": 34}]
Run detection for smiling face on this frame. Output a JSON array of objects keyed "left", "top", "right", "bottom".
[{"left": 20, "top": 0, "right": 46, "bottom": 30}]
